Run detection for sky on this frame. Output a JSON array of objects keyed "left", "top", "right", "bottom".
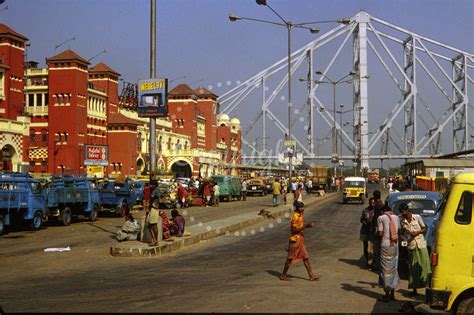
[{"left": 3, "top": 0, "right": 474, "bottom": 168}]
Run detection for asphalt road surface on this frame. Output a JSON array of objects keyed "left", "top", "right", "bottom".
[{"left": 0, "top": 185, "right": 423, "bottom": 313}]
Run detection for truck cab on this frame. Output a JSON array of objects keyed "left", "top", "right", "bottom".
[
  {"left": 426, "top": 173, "right": 474, "bottom": 313},
  {"left": 0, "top": 173, "right": 46, "bottom": 235}
]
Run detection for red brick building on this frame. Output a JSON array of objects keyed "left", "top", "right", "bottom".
[
  {"left": 0, "top": 24, "right": 30, "bottom": 172},
  {"left": 0, "top": 23, "right": 242, "bottom": 178}
]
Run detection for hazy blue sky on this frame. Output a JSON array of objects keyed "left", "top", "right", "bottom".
[{"left": 4, "top": 0, "right": 473, "bottom": 166}]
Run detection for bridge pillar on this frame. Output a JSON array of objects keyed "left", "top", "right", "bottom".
[{"left": 353, "top": 11, "right": 370, "bottom": 170}]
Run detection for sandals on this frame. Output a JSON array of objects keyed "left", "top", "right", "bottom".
[{"left": 279, "top": 274, "right": 290, "bottom": 281}]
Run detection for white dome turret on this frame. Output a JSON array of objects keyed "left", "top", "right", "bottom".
[{"left": 218, "top": 113, "right": 230, "bottom": 126}]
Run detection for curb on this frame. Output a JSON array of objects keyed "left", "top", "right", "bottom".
[{"left": 110, "top": 192, "right": 339, "bottom": 258}]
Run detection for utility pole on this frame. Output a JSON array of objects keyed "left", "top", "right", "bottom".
[{"left": 149, "top": 0, "right": 157, "bottom": 180}]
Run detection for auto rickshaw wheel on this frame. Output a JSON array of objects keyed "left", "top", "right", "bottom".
[
  {"left": 89, "top": 205, "right": 99, "bottom": 222},
  {"left": 0, "top": 214, "right": 5, "bottom": 236}
]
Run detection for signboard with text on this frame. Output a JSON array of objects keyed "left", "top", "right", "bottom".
[
  {"left": 84, "top": 144, "right": 108, "bottom": 166},
  {"left": 138, "top": 78, "right": 168, "bottom": 117}
]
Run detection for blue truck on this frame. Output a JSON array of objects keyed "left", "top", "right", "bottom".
[
  {"left": 45, "top": 176, "right": 101, "bottom": 226},
  {"left": 0, "top": 173, "right": 46, "bottom": 235},
  {"left": 98, "top": 178, "right": 137, "bottom": 216}
]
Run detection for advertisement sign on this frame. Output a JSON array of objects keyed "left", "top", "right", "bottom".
[
  {"left": 138, "top": 78, "right": 168, "bottom": 117},
  {"left": 278, "top": 152, "right": 303, "bottom": 166},
  {"left": 84, "top": 144, "right": 108, "bottom": 166}
]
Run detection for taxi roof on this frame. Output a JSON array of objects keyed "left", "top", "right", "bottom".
[
  {"left": 451, "top": 173, "right": 474, "bottom": 185},
  {"left": 387, "top": 191, "right": 442, "bottom": 204}
]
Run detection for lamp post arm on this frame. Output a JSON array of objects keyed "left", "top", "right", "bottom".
[
  {"left": 237, "top": 15, "right": 287, "bottom": 27},
  {"left": 335, "top": 73, "right": 353, "bottom": 84},
  {"left": 293, "top": 19, "right": 342, "bottom": 26},
  {"left": 264, "top": 2, "right": 288, "bottom": 24}
]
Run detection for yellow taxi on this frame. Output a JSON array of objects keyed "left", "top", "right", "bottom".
[
  {"left": 426, "top": 173, "right": 474, "bottom": 313},
  {"left": 342, "top": 176, "right": 367, "bottom": 204}
]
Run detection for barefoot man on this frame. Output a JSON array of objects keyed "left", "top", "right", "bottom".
[{"left": 280, "top": 201, "right": 320, "bottom": 281}]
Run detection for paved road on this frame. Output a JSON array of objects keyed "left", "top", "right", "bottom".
[{"left": 0, "top": 185, "right": 424, "bottom": 312}]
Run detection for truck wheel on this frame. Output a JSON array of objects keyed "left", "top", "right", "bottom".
[
  {"left": 89, "top": 206, "right": 98, "bottom": 222},
  {"left": 31, "top": 211, "right": 43, "bottom": 230},
  {"left": 0, "top": 214, "right": 5, "bottom": 236},
  {"left": 457, "top": 297, "right": 474, "bottom": 314},
  {"left": 62, "top": 207, "right": 72, "bottom": 226}
]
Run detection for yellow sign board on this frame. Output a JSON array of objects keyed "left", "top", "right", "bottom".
[
  {"left": 140, "top": 80, "right": 164, "bottom": 92},
  {"left": 284, "top": 140, "right": 296, "bottom": 148}
]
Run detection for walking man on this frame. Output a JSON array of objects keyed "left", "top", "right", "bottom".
[
  {"left": 280, "top": 202, "right": 320, "bottom": 281},
  {"left": 241, "top": 178, "right": 248, "bottom": 201},
  {"left": 272, "top": 178, "right": 281, "bottom": 207},
  {"left": 399, "top": 203, "right": 431, "bottom": 296},
  {"left": 377, "top": 205, "right": 401, "bottom": 302},
  {"left": 360, "top": 197, "right": 376, "bottom": 268}
]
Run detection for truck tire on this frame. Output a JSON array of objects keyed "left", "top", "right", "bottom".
[
  {"left": 31, "top": 210, "right": 43, "bottom": 230},
  {"left": 0, "top": 214, "right": 5, "bottom": 236},
  {"left": 457, "top": 297, "right": 474, "bottom": 314},
  {"left": 62, "top": 207, "right": 72, "bottom": 226},
  {"left": 89, "top": 205, "right": 98, "bottom": 222}
]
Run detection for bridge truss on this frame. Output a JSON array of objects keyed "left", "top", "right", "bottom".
[{"left": 218, "top": 11, "right": 473, "bottom": 169}]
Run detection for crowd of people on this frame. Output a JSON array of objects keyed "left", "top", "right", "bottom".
[{"left": 359, "top": 188, "right": 431, "bottom": 302}]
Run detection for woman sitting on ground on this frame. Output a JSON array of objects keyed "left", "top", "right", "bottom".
[
  {"left": 170, "top": 209, "right": 186, "bottom": 237},
  {"left": 159, "top": 210, "right": 171, "bottom": 240},
  {"left": 116, "top": 213, "right": 141, "bottom": 242}
]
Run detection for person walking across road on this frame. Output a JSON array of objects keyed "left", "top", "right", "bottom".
[
  {"left": 272, "top": 178, "right": 281, "bottom": 207},
  {"left": 280, "top": 202, "right": 320, "bottom": 281},
  {"left": 294, "top": 184, "right": 303, "bottom": 207},
  {"left": 399, "top": 203, "right": 431, "bottom": 296},
  {"left": 241, "top": 179, "right": 248, "bottom": 201},
  {"left": 360, "top": 198, "right": 376, "bottom": 268},
  {"left": 203, "top": 180, "right": 212, "bottom": 207},
  {"left": 213, "top": 181, "right": 220, "bottom": 206},
  {"left": 377, "top": 205, "right": 401, "bottom": 302}
]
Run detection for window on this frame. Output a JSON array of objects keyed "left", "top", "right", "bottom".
[
  {"left": 0, "top": 71, "right": 4, "bottom": 98},
  {"left": 41, "top": 132, "right": 47, "bottom": 142},
  {"left": 41, "top": 161, "right": 47, "bottom": 168},
  {"left": 37, "top": 93, "right": 43, "bottom": 106},
  {"left": 45, "top": 93, "right": 49, "bottom": 106},
  {"left": 29, "top": 160, "right": 35, "bottom": 167},
  {"left": 455, "top": 191, "right": 472, "bottom": 225},
  {"left": 63, "top": 133, "right": 68, "bottom": 143},
  {"left": 28, "top": 94, "right": 34, "bottom": 106},
  {"left": 30, "top": 134, "right": 36, "bottom": 142}
]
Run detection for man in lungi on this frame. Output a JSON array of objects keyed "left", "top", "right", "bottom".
[
  {"left": 377, "top": 205, "right": 401, "bottom": 302},
  {"left": 280, "top": 202, "right": 320, "bottom": 281}
]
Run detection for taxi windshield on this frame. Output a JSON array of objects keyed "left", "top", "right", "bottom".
[
  {"left": 344, "top": 181, "right": 365, "bottom": 188},
  {"left": 392, "top": 199, "right": 437, "bottom": 216}
]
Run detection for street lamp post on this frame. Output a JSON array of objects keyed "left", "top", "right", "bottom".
[
  {"left": 230, "top": 1, "right": 349, "bottom": 185},
  {"left": 314, "top": 71, "right": 355, "bottom": 177}
]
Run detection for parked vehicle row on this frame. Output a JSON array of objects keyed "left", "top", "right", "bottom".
[{"left": 0, "top": 173, "right": 145, "bottom": 235}]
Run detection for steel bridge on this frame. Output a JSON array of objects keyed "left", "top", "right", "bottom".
[{"left": 218, "top": 11, "right": 473, "bottom": 169}]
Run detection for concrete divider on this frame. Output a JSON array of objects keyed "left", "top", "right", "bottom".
[{"left": 110, "top": 192, "right": 338, "bottom": 258}]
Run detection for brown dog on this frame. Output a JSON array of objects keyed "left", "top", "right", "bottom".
[{"left": 258, "top": 209, "right": 275, "bottom": 220}]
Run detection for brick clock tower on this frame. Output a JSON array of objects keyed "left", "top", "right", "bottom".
[{"left": 46, "top": 50, "right": 90, "bottom": 175}]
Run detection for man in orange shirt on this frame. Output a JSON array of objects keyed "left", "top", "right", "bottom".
[{"left": 280, "top": 202, "right": 320, "bottom": 281}]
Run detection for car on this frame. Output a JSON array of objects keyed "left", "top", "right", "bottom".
[
  {"left": 247, "top": 178, "right": 267, "bottom": 196},
  {"left": 386, "top": 191, "right": 442, "bottom": 272},
  {"left": 342, "top": 176, "right": 367, "bottom": 204}
]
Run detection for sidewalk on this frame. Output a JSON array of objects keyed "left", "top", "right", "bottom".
[{"left": 110, "top": 191, "right": 339, "bottom": 258}]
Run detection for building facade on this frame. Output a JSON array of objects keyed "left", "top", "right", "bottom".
[{"left": 0, "top": 23, "right": 242, "bottom": 178}]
